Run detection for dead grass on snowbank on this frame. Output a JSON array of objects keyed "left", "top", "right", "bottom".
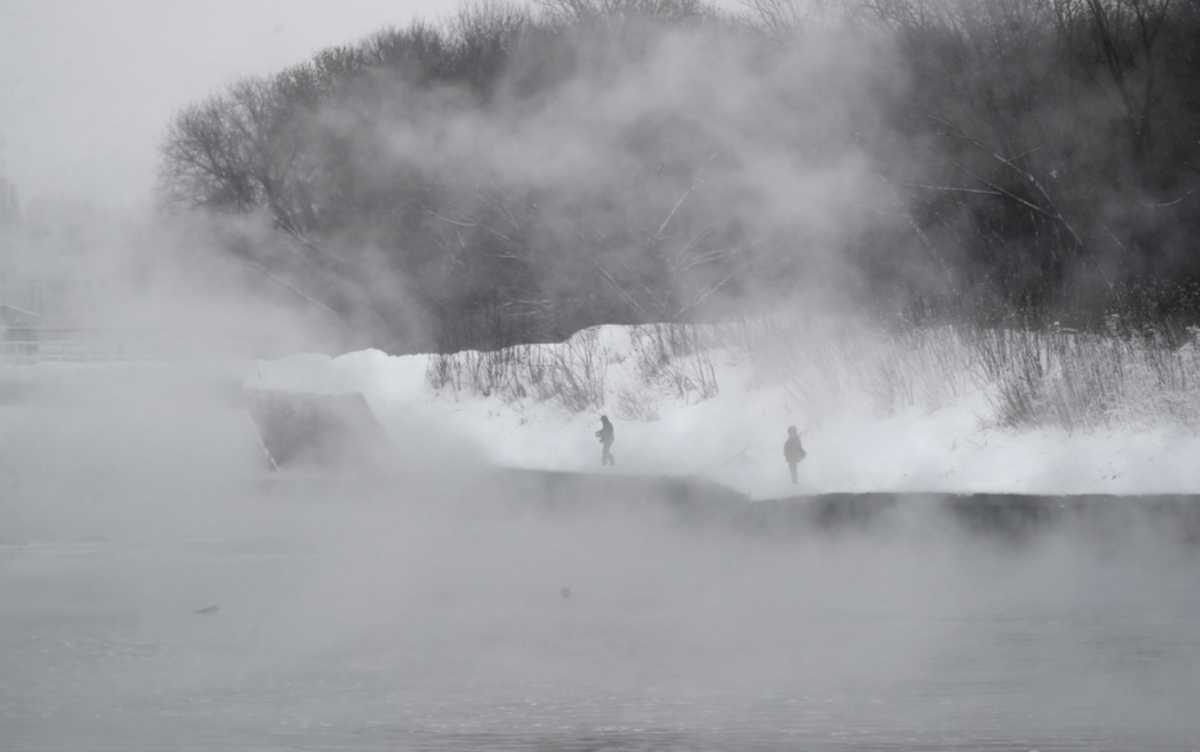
[
  {"left": 427, "top": 316, "right": 1200, "bottom": 432},
  {"left": 726, "top": 315, "right": 1200, "bottom": 431},
  {"left": 972, "top": 326, "right": 1200, "bottom": 430},
  {"left": 426, "top": 328, "right": 607, "bottom": 412},
  {"left": 426, "top": 323, "right": 717, "bottom": 416}
]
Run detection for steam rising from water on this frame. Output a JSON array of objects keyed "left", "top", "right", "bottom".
[
  {"left": 4, "top": 2, "right": 1200, "bottom": 747},
  {"left": 2, "top": 369, "right": 1198, "bottom": 749}
]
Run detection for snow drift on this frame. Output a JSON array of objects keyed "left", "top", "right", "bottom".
[{"left": 248, "top": 320, "right": 1200, "bottom": 499}]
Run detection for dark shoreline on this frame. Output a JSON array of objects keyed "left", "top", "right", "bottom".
[{"left": 494, "top": 469, "right": 1200, "bottom": 545}]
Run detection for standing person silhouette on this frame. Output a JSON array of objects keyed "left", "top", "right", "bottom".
[
  {"left": 595, "top": 415, "right": 615, "bottom": 466},
  {"left": 783, "top": 425, "right": 806, "bottom": 484}
]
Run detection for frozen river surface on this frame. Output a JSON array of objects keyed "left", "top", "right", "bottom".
[{"left": 3, "top": 492, "right": 1199, "bottom": 752}]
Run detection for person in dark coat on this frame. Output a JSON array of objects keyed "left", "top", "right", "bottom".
[
  {"left": 783, "top": 425, "right": 805, "bottom": 484},
  {"left": 595, "top": 415, "right": 615, "bottom": 466}
]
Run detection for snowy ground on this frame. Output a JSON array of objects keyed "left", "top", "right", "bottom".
[{"left": 250, "top": 324, "right": 1200, "bottom": 500}]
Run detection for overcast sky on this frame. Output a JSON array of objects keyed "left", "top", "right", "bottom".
[{"left": 0, "top": 0, "right": 454, "bottom": 211}]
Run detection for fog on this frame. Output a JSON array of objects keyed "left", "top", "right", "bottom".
[
  {"left": 0, "top": 0, "right": 457, "bottom": 208},
  {"left": 3, "top": 368, "right": 1200, "bottom": 749},
  {"left": 155, "top": 8, "right": 907, "bottom": 348},
  {"left": 4, "top": 0, "right": 1200, "bottom": 748}
]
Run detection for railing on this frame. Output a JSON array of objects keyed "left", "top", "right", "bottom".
[{"left": 0, "top": 328, "right": 262, "bottom": 363}]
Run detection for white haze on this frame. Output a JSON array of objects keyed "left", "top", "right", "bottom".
[
  {"left": 0, "top": 0, "right": 450, "bottom": 208},
  {"left": 2, "top": 371, "right": 1199, "bottom": 748},
  {"left": 0, "top": 0, "right": 766, "bottom": 210},
  {"left": 1, "top": 3, "right": 1199, "bottom": 750},
  {"left": 331, "top": 17, "right": 905, "bottom": 322}
]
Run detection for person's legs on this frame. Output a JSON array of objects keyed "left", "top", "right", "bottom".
[{"left": 788, "top": 461, "right": 797, "bottom": 484}]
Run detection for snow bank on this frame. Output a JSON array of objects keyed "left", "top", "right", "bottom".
[{"left": 249, "top": 323, "right": 1200, "bottom": 499}]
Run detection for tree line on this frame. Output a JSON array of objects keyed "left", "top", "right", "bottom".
[{"left": 160, "top": 0, "right": 1200, "bottom": 351}]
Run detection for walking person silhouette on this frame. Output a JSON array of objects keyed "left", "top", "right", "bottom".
[
  {"left": 783, "top": 425, "right": 806, "bottom": 484},
  {"left": 595, "top": 415, "right": 615, "bottom": 466}
]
